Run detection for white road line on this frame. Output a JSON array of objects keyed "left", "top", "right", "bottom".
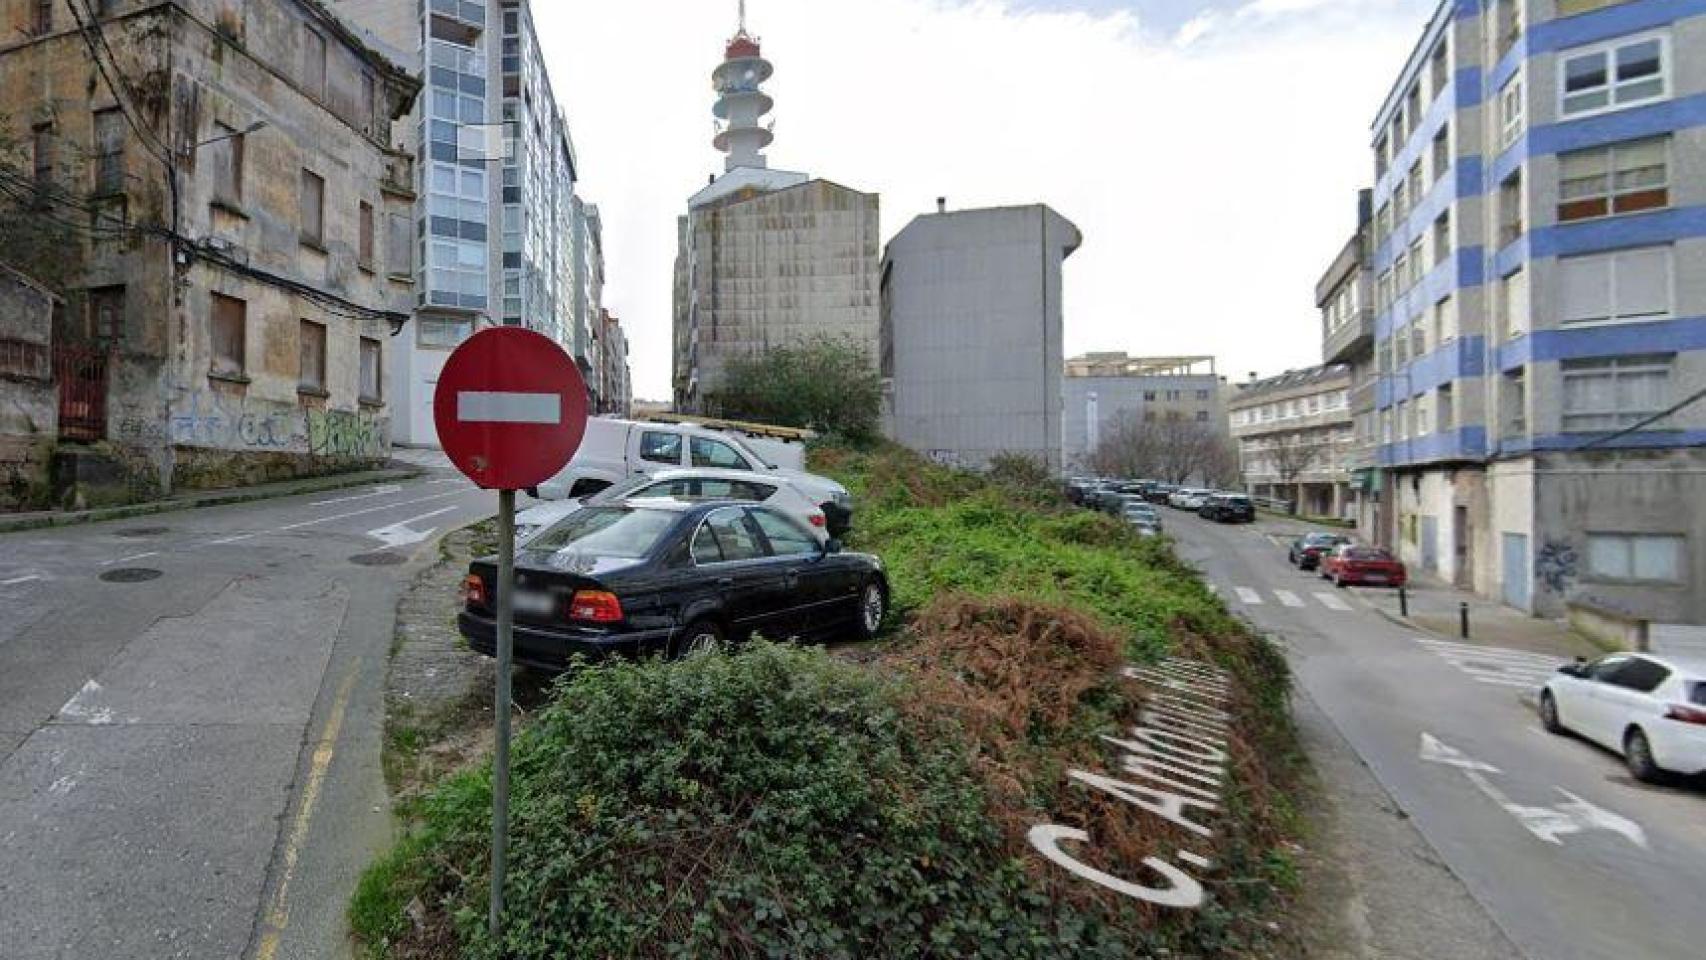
[
  {"left": 1234, "top": 587, "right": 1263, "bottom": 605},
  {"left": 1274, "top": 589, "right": 1305, "bottom": 608},
  {"left": 101, "top": 552, "right": 158, "bottom": 567},
  {"left": 1416, "top": 640, "right": 1563, "bottom": 666},
  {"left": 1471, "top": 675, "right": 1547, "bottom": 689},
  {"left": 1452, "top": 661, "right": 1556, "bottom": 678},
  {"left": 201, "top": 490, "right": 468, "bottom": 547},
  {"left": 1314, "top": 592, "right": 1352, "bottom": 611},
  {"left": 425, "top": 478, "right": 465, "bottom": 485},
  {"left": 1, "top": 574, "right": 42, "bottom": 585},
  {"left": 309, "top": 484, "right": 401, "bottom": 507}
]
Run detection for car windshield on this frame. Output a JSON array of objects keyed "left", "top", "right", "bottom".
[
  {"left": 1307, "top": 534, "right": 1343, "bottom": 545},
  {"left": 1345, "top": 548, "right": 1390, "bottom": 561},
  {"left": 526, "top": 506, "right": 678, "bottom": 559}
]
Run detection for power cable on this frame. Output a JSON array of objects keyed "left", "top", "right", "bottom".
[{"left": 1575, "top": 383, "right": 1706, "bottom": 451}]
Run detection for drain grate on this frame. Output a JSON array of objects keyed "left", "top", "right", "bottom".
[
  {"left": 100, "top": 567, "right": 163, "bottom": 583},
  {"left": 115, "top": 526, "right": 169, "bottom": 539},
  {"left": 350, "top": 551, "right": 406, "bottom": 567}
]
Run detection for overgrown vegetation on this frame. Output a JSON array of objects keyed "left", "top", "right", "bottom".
[
  {"left": 353, "top": 442, "right": 1303, "bottom": 959},
  {"left": 703, "top": 335, "right": 883, "bottom": 442}
]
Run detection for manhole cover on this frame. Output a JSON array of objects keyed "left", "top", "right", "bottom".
[
  {"left": 115, "top": 526, "right": 169, "bottom": 538},
  {"left": 100, "top": 567, "right": 162, "bottom": 583},
  {"left": 350, "top": 551, "right": 406, "bottom": 566}
]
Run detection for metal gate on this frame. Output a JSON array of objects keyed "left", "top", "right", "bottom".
[
  {"left": 54, "top": 345, "right": 109, "bottom": 441},
  {"left": 1502, "top": 532, "right": 1531, "bottom": 611}
]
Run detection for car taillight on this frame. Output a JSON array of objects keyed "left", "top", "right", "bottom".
[
  {"left": 1664, "top": 704, "right": 1706, "bottom": 725},
  {"left": 568, "top": 590, "right": 623, "bottom": 624},
  {"left": 808, "top": 512, "right": 826, "bottom": 528},
  {"left": 460, "top": 574, "right": 487, "bottom": 608}
]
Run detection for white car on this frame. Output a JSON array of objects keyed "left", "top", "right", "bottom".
[
  {"left": 1539, "top": 651, "right": 1706, "bottom": 782},
  {"left": 1168, "top": 488, "right": 1211, "bottom": 510},
  {"left": 533, "top": 418, "right": 853, "bottom": 534},
  {"left": 514, "top": 468, "right": 833, "bottom": 545}
]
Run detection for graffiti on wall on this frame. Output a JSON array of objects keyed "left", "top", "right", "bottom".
[
  {"left": 163, "top": 389, "right": 388, "bottom": 459},
  {"left": 1536, "top": 539, "right": 1578, "bottom": 594}
]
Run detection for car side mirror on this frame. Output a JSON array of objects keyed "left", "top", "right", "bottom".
[{"left": 823, "top": 538, "right": 844, "bottom": 555}]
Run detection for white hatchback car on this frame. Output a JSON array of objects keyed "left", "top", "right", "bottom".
[
  {"left": 1539, "top": 652, "right": 1706, "bottom": 782},
  {"left": 513, "top": 468, "right": 831, "bottom": 546}
]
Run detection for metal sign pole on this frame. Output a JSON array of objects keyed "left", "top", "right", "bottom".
[{"left": 489, "top": 487, "right": 516, "bottom": 941}]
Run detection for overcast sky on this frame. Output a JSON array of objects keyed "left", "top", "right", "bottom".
[{"left": 531, "top": 0, "right": 1439, "bottom": 400}]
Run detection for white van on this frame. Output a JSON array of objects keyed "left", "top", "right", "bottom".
[{"left": 532, "top": 418, "right": 854, "bottom": 534}]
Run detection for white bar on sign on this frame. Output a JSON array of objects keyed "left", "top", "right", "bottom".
[{"left": 457, "top": 391, "right": 561, "bottom": 425}]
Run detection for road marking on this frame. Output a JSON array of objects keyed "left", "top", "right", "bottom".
[
  {"left": 1472, "top": 675, "right": 1545, "bottom": 689},
  {"left": 425, "top": 478, "right": 465, "bottom": 485},
  {"left": 1313, "top": 592, "right": 1352, "bottom": 611},
  {"left": 1234, "top": 587, "right": 1263, "bottom": 605},
  {"left": 100, "top": 551, "right": 158, "bottom": 567},
  {"left": 308, "top": 484, "right": 400, "bottom": 507},
  {"left": 367, "top": 506, "right": 457, "bottom": 549},
  {"left": 1420, "top": 732, "right": 1648, "bottom": 849},
  {"left": 204, "top": 490, "right": 467, "bottom": 547},
  {"left": 254, "top": 663, "right": 361, "bottom": 960},
  {"left": 57, "top": 680, "right": 114, "bottom": 725},
  {"left": 1, "top": 574, "right": 41, "bottom": 585},
  {"left": 1416, "top": 640, "right": 1562, "bottom": 667},
  {"left": 1273, "top": 589, "right": 1305, "bottom": 608}
]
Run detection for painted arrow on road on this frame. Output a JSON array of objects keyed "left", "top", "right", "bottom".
[
  {"left": 1420, "top": 732, "right": 1647, "bottom": 849},
  {"left": 367, "top": 507, "right": 458, "bottom": 550}
]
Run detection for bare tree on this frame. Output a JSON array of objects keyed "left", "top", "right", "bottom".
[
  {"left": 1087, "top": 414, "right": 1233, "bottom": 485},
  {"left": 1267, "top": 432, "right": 1324, "bottom": 486}
]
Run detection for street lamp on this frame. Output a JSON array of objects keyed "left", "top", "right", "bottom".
[{"left": 195, "top": 120, "right": 267, "bottom": 149}]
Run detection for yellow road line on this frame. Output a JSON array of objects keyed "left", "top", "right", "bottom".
[{"left": 255, "top": 662, "right": 360, "bottom": 960}]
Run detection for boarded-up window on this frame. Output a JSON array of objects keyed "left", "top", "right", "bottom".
[
  {"left": 359, "top": 337, "right": 382, "bottom": 400},
  {"left": 299, "top": 319, "right": 327, "bottom": 390},
  {"left": 387, "top": 212, "right": 412, "bottom": 277},
  {"left": 210, "top": 122, "right": 244, "bottom": 205},
  {"left": 93, "top": 109, "right": 125, "bottom": 195},
  {"left": 89, "top": 286, "right": 125, "bottom": 344},
  {"left": 32, "top": 124, "right": 53, "bottom": 185},
  {"left": 303, "top": 27, "right": 327, "bottom": 101},
  {"left": 32, "top": 0, "right": 51, "bottom": 34},
  {"left": 361, "top": 71, "right": 377, "bottom": 135},
  {"left": 299, "top": 169, "right": 324, "bottom": 245},
  {"left": 210, "top": 293, "right": 246, "bottom": 378},
  {"left": 358, "top": 201, "right": 375, "bottom": 270}
]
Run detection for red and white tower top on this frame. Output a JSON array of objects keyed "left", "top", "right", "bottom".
[{"left": 712, "top": 0, "right": 774, "bottom": 171}]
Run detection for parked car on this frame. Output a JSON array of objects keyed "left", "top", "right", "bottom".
[
  {"left": 1320, "top": 545, "right": 1407, "bottom": 588},
  {"left": 1289, "top": 532, "right": 1352, "bottom": 570},
  {"left": 1199, "top": 494, "right": 1254, "bottom": 523},
  {"left": 1122, "top": 502, "right": 1162, "bottom": 531},
  {"left": 1145, "top": 484, "right": 1176, "bottom": 505},
  {"left": 459, "top": 500, "right": 888, "bottom": 670},
  {"left": 1540, "top": 652, "right": 1706, "bottom": 782},
  {"left": 532, "top": 418, "right": 854, "bottom": 535},
  {"left": 1169, "top": 488, "right": 1211, "bottom": 510},
  {"left": 514, "top": 468, "right": 832, "bottom": 544}
]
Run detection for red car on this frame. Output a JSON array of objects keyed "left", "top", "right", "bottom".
[{"left": 1320, "top": 545, "right": 1408, "bottom": 588}]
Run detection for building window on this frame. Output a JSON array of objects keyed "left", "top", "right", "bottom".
[
  {"left": 299, "top": 319, "right": 326, "bottom": 391},
  {"left": 1429, "top": 39, "right": 1448, "bottom": 97},
  {"left": 303, "top": 26, "right": 327, "bottom": 101},
  {"left": 1561, "top": 355, "right": 1670, "bottom": 433},
  {"left": 1375, "top": 136, "right": 1389, "bottom": 178},
  {"left": 360, "top": 337, "right": 382, "bottom": 401},
  {"left": 417, "top": 317, "right": 473, "bottom": 349},
  {"left": 1558, "top": 137, "right": 1667, "bottom": 222},
  {"left": 1432, "top": 211, "right": 1450, "bottom": 264},
  {"left": 92, "top": 109, "right": 125, "bottom": 195},
  {"left": 1196, "top": 410, "right": 1210, "bottom": 423},
  {"left": 1559, "top": 34, "right": 1667, "bottom": 119},
  {"left": 1503, "top": 368, "right": 1525, "bottom": 433},
  {"left": 210, "top": 293, "right": 246, "bottom": 378},
  {"left": 1498, "top": 169, "right": 1523, "bottom": 247},
  {"left": 32, "top": 123, "right": 54, "bottom": 185},
  {"left": 1587, "top": 533, "right": 1683, "bottom": 583},
  {"left": 1195, "top": 389, "right": 1209, "bottom": 400},
  {"left": 1406, "top": 163, "right": 1422, "bottom": 211},
  {"left": 1408, "top": 237, "right": 1424, "bottom": 281},
  {"left": 1431, "top": 124, "right": 1449, "bottom": 182},
  {"left": 1498, "top": 74, "right": 1523, "bottom": 148},
  {"left": 387, "top": 212, "right": 413, "bottom": 279},
  {"left": 1438, "top": 384, "right": 1454, "bottom": 431},
  {"left": 1560, "top": 246, "right": 1670, "bottom": 326},
  {"left": 31, "top": 0, "right": 50, "bottom": 34},
  {"left": 299, "top": 169, "right": 324, "bottom": 246},
  {"left": 360, "top": 70, "right": 376, "bottom": 136},
  {"left": 88, "top": 285, "right": 124, "bottom": 344},
  {"left": 1411, "top": 323, "right": 1426, "bottom": 359},
  {"left": 358, "top": 201, "right": 375, "bottom": 271},
  {"left": 210, "top": 122, "right": 245, "bottom": 206}
]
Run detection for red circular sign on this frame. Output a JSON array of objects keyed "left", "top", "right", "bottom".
[{"left": 433, "top": 327, "right": 589, "bottom": 490}]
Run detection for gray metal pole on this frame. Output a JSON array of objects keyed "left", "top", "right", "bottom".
[{"left": 490, "top": 488, "right": 515, "bottom": 941}]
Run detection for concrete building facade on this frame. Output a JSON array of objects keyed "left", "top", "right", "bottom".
[
  {"left": 671, "top": 17, "right": 880, "bottom": 412},
  {"left": 1364, "top": 0, "right": 1706, "bottom": 625},
  {"left": 597, "top": 309, "right": 631, "bottom": 417},
  {"left": 1061, "top": 355, "right": 1228, "bottom": 473},
  {"left": 1317, "top": 191, "right": 1381, "bottom": 533},
  {"left": 0, "top": 0, "right": 419, "bottom": 501},
  {"left": 880, "top": 203, "right": 1080, "bottom": 472},
  {"left": 0, "top": 263, "right": 59, "bottom": 508},
  {"left": 1228, "top": 366, "right": 1356, "bottom": 518}
]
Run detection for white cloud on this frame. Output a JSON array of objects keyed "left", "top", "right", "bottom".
[{"left": 532, "top": 0, "right": 1437, "bottom": 398}]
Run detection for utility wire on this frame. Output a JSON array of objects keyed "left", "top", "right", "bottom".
[{"left": 1575, "top": 383, "right": 1706, "bottom": 451}]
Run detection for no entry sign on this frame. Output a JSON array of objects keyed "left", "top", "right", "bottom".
[{"left": 433, "top": 326, "right": 589, "bottom": 490}]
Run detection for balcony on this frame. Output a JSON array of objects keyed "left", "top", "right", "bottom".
[{"left": 1323, "top": 307, "right": 1374, "bottom": 366}]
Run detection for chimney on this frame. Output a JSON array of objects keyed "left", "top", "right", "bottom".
[
  {"left": 708, "top": 173, "right": 716, "bottom": 185},
  {"left": 1248, "top": 371, "right": 1258, "bottom": 382},
  {"left": 936, "top": 197, "right": 946, "bottom": 214}
]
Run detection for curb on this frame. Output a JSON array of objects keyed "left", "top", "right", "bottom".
[{"left": 0, "top": 465, "right": 428, "bottom": 534}]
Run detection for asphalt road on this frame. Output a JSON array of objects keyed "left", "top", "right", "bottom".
[
  {"left": 0, "top": 454, "right": 495, "bottom": 960},
  {"left": 1166, "top": 510, "right": 1706, "bottom": 960}
]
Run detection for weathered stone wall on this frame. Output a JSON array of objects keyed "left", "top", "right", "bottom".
[{"left": 0, "top": 267, "right": 57, "bottom": 509}]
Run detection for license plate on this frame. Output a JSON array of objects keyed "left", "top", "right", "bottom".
[
  {"left": 512, "top": 589, "right": 556, "bottom": 616},
  {"left": 1364, "top": 575, "right": 1388, "bottom": 583}
]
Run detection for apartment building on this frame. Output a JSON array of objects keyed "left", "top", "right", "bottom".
[
  {"left": 597, "top": 309, "right": 631, "bottom": 417},
  {"left": 1317, "top": 191, "right": 1381, "bottom": 533},
  {"left": 1367, "top": 0, "right": 1706, "bottom": 624},
  {"left": 1061, "top": 355, "right": 1228, "bottom": 472},
  {"left": 1228, "top": 367, "right": 1356, "bottom": 518},
  {"left": 338, "top": 0, "right": 599, "bottom": 447},
  {"left": 0, "top": 0, "right": 418, "bottom": 500},
  {"left": 881, "top": 203, "right": 1081, "bottom": 472}
]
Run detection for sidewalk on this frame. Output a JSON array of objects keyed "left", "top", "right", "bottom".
[
  {"left": 1357, "top": 570, "right": 1604, "bottom": 661},
  {"left": 0, "top": 462, "right": 425, "bottom": 534}
]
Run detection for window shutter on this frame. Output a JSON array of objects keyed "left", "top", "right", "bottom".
[
  {"left": 1613, "top": 247, "right": 1670, "bottom": 321},
  {"left": 1560, "top": 255, "right": 1611, "bottom": 323}
]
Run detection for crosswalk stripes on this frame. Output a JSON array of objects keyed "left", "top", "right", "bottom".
[
  {"left": 1218, "top": 584, "right": 1355, "bottom": 612},
  {"left": 1234, "top": 587, "right": 1263, "bottom": 605},
  {"left": 1412, "top": 636, "right": 1565, "bottom": 690},
  {"left": 1313, "top": 592, "right": 1352, "bottom": 611},
  {"left": 1274, "top": 589, "right": 1305, "bottom": 608}
]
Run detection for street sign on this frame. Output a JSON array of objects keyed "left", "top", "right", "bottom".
[
  {"left": 431, "top": 325, "right": 589, "bottom": 941},
  {"left": 433, "top": 326, "right": 589, "bottom": 491}
]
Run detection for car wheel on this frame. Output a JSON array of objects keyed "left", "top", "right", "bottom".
[
  {"left": 673, "top": 620, "right": 725, "bottom": 660},
  {"left": 1539, "top": 691, "right": 1565, "bottom": 734},
  {"left": 1334, "top": 574, "right": 1347, "bottom": 588},
  {"left": 854, "top": 580, "right": 887, "bottom": 641},
  {"left": 1624, "top": 727, "right": 1664, "bottom": 783}
]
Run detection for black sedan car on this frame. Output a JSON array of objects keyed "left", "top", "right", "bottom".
[
  {"left": 459, "top": 499, "right": 888, "bottom": 670},
  {"left": 1289, "top": 532, "right": 1351, "bottom": 570},
  {"left": 1199, "top": 494, "right": 1255, "bottom": 523}
]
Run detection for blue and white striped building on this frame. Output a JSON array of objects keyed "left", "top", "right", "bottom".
[{"left": 1361, "top": 0, "right": 1706, "bottom": 626}]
